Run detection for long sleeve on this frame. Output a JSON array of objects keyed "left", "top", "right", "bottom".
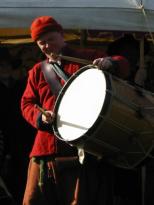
[{"left": 21, "top": 65, "right": 41, "bottom": 129}]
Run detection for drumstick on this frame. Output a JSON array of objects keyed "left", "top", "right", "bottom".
[
  {"left": 35, "top": 104, "right": 55, "bottom": 122},
  {"left": 59, "top": 54, "right": 92, "bottom": 65},
  {"left": 35, "top": 104, "right": 48, "bottom": 117},
  {"left": 51, "top": 53, "right": 92, "bottom": 65}
]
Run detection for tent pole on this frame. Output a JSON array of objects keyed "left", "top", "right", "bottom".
[
  {"left": 139, "top": 36, "right": 144, "bottom": 70},
  {"left": 135, "top": 35, "right": 147, "bottom": 86},
  {"left": 139, "top": 36, "right": 146, "bottom": 205},
  {"left": 80, "top": 29, "right": 87, "bottom": 47}
]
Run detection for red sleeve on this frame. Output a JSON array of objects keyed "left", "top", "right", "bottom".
[{"left": 21, "top": 64, "right": 41, "bottom": 129}]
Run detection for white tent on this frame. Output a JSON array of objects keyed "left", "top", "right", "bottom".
[{"left": 0, "top": 0, "right": 154, "bottom": 33}]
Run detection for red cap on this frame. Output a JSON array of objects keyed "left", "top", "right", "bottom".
[{"left": 30, "top": 16, "right": 63, "bottom": 41}]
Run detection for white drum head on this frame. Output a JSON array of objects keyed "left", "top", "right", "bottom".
[{"left": 55, "top": 68, "right": 107, "bottom": 141}]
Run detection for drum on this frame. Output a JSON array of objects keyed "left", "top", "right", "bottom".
[{"left": 53, "top": 65, "right": 154, "bottom": 169}]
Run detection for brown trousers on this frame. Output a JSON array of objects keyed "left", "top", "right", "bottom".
[
  {"left": 23, "top": 156, "right": 114, "bottom": 205},
  {"left": 23, "top": 159, "right": 47, "bottom": 205},
  {"left": 22, "top": 157, "right": 80, "bottom": 205}
]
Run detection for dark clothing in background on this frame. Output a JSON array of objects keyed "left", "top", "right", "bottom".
[{"left": 0, "top": 78, "right": 35, "bottom": 205}]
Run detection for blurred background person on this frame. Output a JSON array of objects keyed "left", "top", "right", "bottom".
[{"left": 0, "top": 46, "right": 35, "bottom": 205}]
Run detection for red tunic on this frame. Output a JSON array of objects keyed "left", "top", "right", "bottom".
[{"left": 21, "top": 46, "right": 105, "bottom": 157}]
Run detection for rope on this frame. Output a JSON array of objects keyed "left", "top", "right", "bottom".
[{"left": 137, "top": 1, "right": 154, "bottom": 44}]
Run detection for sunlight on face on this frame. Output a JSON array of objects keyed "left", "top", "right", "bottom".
[{"left": 37, "top": 31, "right": 65, "bottom": 58}]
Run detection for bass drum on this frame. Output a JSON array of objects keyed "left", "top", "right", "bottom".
[{"left": 53, "top": 65, "right": 154, "bottom": 169}]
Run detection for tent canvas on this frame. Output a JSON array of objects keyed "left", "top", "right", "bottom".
[{"left": 0, "top": 0, "right": 154, "bottom": 34}]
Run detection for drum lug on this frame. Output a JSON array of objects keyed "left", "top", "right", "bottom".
[{"left": 78, "top": 148, "right": 85, "bottom": 164}]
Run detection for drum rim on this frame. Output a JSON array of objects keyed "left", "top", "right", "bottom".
[{"left": 53, "top": 65, "right": 112, "bottom": 144}]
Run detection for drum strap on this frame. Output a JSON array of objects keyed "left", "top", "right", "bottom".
[
  {"left": 41, "top": 61, "right": 68, "bottom": 96},
  {"left": 52, "top": 62, "right": 68, "bottom": 82}
]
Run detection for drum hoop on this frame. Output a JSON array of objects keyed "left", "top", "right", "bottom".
[
  {"left": 76, "top": 71, "right": 112, "bottom": 146},
  {"left": 52, "top": 65, "right": 112, "bottom": 143},
  {"left": 53, "top": 65, "right": 92, "bottom": 141}
]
